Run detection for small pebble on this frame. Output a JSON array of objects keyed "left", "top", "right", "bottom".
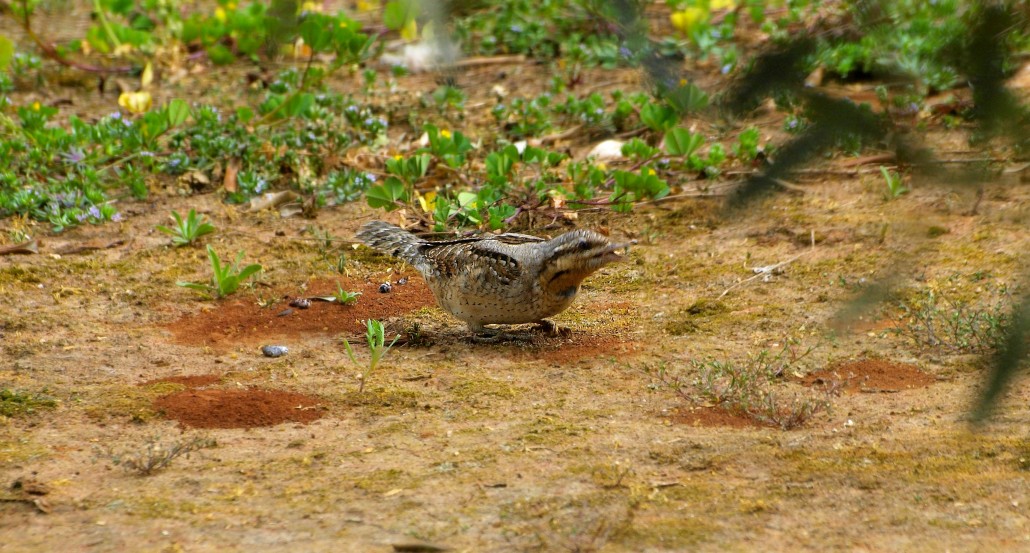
[
  {"left": 397, "top": 277, "right": 408, "bottom": 286},
  {"left": 261, "top": 345, "right": 289, "bottom": 358},
  {"left": 289, "top": 298, "right": 311, "bottom": 309},
  {"left": 379, "top": 282, "right": 392, "bottom": 293},
  {"left": 277, "top": 308, "right": 294, "bottom": 317}
]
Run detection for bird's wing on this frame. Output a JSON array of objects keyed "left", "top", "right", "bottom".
[
  {"left": 491, "top": 233, "right": 546, "bottom": 245},
  {"left": 421, "top": 241, "right": 523, "bottom": 285}
]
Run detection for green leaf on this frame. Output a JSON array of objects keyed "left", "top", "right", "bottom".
[
  {"left": 383, "top": 0, "right": 417, "bottom": 30},
  {"left": 166, "top": 99, "right": 190, "bottom": 127},
  {"left": 299, "top": 16, "right": 331, "bottom": 52},
  {"left": 236, "top": 264, "right": 262, "bottom": 282},
  {"left": 207, "top": 43, "right": 235, "bottom": 65},
  {"left": 365, "top": 177, "right": 408, "bottom": 210},
  {"left": 282, "top": 93, "right": 315, "bottom": 117},
  {"left": 640, "top": 103, "right": 678, "bottom": 132},
  {"left": 664, "top": 127, "right": 703, "bottom": 157},
  {"left": 177, "top": 281, "right": 211, "bottom": 293},
  {"left": 0, "top": 35, "right": 14, "bottom": 72},
  {"left": 236, "top": 106, "right": 255, "bottom": 123}
]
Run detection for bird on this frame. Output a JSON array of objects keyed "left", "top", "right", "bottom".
[{"left": 356, "top": 221, "right": 627, "bottom": 336}]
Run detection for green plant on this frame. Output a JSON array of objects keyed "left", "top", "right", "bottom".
[
  {"left": 109, "top": 435, "right": 217, "bottom": 476},
  {"left": 422, "top": 124, "right": 473, "bottom": 168},
  {"left": 177, "top": 245, "right": 262, "bottom": 299},
  {"left": 365, "top": 153, "right": 430, "bottom": 211},
  {"left": 881, "top": 166, "right": 908, "bottom": 199},
  {"left": 647, "top": 340, "right": 828, "bottom": 430},
  {"left": 155, "top": 209, "right": 216, "bottom": 247},
  {"left": 342, "top": 319, "right": 400, "bottom": 392},
  {"left": 891, "top": 284, "right": 1008, "bottom": 354},
  {"left": 332, "top": 283, "right": 361, "bottom": 305}
]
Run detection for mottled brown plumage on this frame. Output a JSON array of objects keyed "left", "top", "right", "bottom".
[{"left": 357, "top": 221, "right": 626, "bottom": 333}]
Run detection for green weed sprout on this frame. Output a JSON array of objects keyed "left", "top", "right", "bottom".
[
  {"left": 880, "top": 166, "right": 908, "bottom": 199},
  {"left": 333, "top": 284, "right": 361, "bottom": 305},
  {"left": 177, "top": 245, "right": 262, "bottom": 299},
  {"left": 156, "top": 209, "right": 216, "bottom": 246},
  {"left": 342, "top": 319, "right": 400, "bottom": 392}
]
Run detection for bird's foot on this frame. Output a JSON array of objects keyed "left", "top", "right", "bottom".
[
  {"left": 534, "top": 320, "right": 571, "bottom": 338},
  {"left": 468, "top": 325, "right": 508, "bottom": 344}
]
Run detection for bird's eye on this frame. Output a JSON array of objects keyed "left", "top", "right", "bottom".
[{"left": 576, "top": 239, "right": 591, "bottom": 251}]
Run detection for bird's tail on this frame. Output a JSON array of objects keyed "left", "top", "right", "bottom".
[{"left": 356, "top": 221, "right": 426, "bottom": 266}]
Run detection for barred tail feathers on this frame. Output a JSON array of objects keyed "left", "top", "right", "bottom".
[{"left": 356, "top": 221, "right": 426, "bottom": 266}]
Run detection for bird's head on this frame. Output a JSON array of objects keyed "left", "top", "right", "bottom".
[{"left": 538, "top": 229, "right": 628, "bottom": 298}]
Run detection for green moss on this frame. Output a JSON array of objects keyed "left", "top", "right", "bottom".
[
  {"left": 353, "top": 468, "right": 413, "bottom": 494},
  {"left": 449, "top": 377, "right": 519, "bottom": 404},
  {"left": 127, "top": 496, "right": 203, "bottom": 519},
  {"left": 520, "top": 415, "right": 591, "bottom": 445},
  {"left": 0, "top": 438, "right": 49, "bottom": 467},
  {"left": 0, "top": 265, "right": 50, "bottom": 285},
  {"left": 0, "top": 388, "right": 57, "bottom": 417},
  {"left": 84, "top": 385, "right": 163, "bottom": 423},
  {"left": 616, "top": 515, "right": 712, "bottom": 549},
  {"left": 339, "top": 387, "right": 422, "bottom": 416},
  {"left": 927, "top": 225, "right": 949, "bottom": 238},
  {"left": 664, "top": 299, "right": 730, "bottom": 336},
  {"left": 776, "top": 435, "right": 1026, "bottom": 489}
]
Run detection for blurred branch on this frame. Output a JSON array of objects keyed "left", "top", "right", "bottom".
[{"left": 0, "top": 0, "right": 134, "bottom": 74}]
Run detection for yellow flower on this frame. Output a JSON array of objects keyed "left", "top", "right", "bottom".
[
  {"left": 356, "top": 0, "right": 378, "bottom": 12},
  {"left": 227, "top": 1, "right": 237, "bottom": 9},
  {"left": 440, "top": 129, "right": 452, "bottom": 139},
  {"left": 31, "top": 101, "right": 41, "bottom": 111},
  {"left": 416, "top": 190, "right": 437, "bottom": 213},
  {"left": 679, "top": 78, "right": 687, "bottom": 87},
  {"left": 710, "top": 0, "right": 736, "bottom": 10},
  {"left": 670, "top": 7, "right": 707, "bottom": 36},
  {"left": 339, "top": 20, "right": 348, "bottom": 28},
  {"left": 118, "top": 91, "right": 153, "bottom": 115},
  {"left": 301, "top": 1, "right": 322, "bottom": 13},
  {"left": 646, "top": 168, "right": 656, "bottom": 176},
  {"left": 594, "top": 161, "right": 608, "bottom": 171},
  {"left": 393, "top": 154, "right": 403, "bottom": 160},
  {"left": 400, "top": 18, "right": 418, "bottom": 41},
  {"left": 214, "top": 7, "right": 227, "bottom": 22}
]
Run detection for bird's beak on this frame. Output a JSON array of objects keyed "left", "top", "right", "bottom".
[{"left": 598, "top": 241, "right": 632, "bottom": 263}]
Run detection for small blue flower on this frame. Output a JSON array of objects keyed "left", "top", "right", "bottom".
[
  {"left": 619, "top": 46, "right": 632, "bottom": 58},
  {"left": 111, "top": 212, "right": 124, "bottom": 222},
  {"left": 721, "top": 64, "right": 732, "bottom": 75},
  {"left": 87, "top": 206, "right": 102, "bottom": 219},
  {"left": 75, "top": 212, "right": 89, "bottom": 223},
  {"left": 509, "top": 24, "right": 523, "bottom": 33},
  {"left": 365, "top": 172, "right": 377, "bottom": 182},
  {"left": 60, "top": 148, "right": 86, "bottom": 164}
]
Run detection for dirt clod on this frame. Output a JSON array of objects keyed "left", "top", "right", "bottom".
[
  {"left": 154, "top": 388, "right": 324, "bottom": 428},
  {"left": 803, "top": 358, "right": 937, "bottom": 393},
  {"left": 166, "top": 277, "right": 434, "bottom": 348}
]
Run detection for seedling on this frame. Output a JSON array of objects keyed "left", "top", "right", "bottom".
[
  {"left": 881, "top": 166, "right": 908, "bottom": 199},
  {"left": 177, "top": 245, "right": 262, "bottom": 299},
  {"left": 333, "top": 284, "right": 361, "bottom": 305},
  {"left": 342, "top": 319, "right": 400, "bottom": 393},
  {"left": 156, "top": 209, "right": 216, "bottom": 247}
]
